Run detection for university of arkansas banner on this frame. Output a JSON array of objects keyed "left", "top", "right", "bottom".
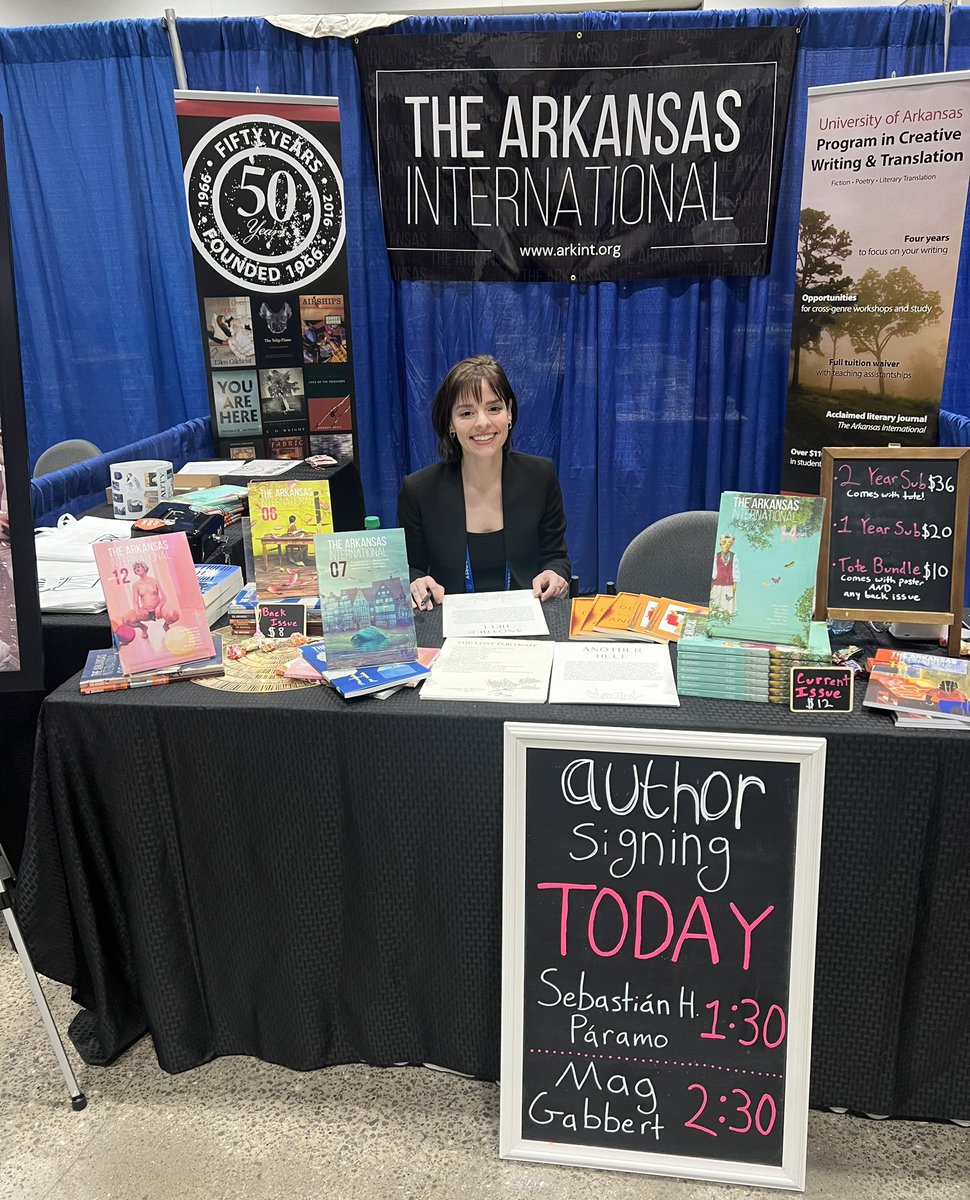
[
  {"left": 354, "top": 28, "right": 797, "bottom": 283},
  {"left": 782, "top": 72, "right": 970, "bottom": 494},
  {"left": 175, "top": 91, "right": 357, "bottom": 466}
]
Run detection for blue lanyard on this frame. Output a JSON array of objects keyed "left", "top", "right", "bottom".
[{"left": 464, "top": 545, "right": 511, "bottom": 593}]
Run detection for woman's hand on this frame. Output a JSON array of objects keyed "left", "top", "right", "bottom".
[
  {"left": 532, "top": 570, "right": 569, "bottom": 602},
  {"left": 409, "top": 575, "right": 445, "bottom": 610}
]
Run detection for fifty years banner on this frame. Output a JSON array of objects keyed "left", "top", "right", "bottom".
[
  {"left": 176, "top": 92, "right": 358, "bottom": 466},
  {"left": 355, "top": 28, "right": 797, "bottom": 283}
]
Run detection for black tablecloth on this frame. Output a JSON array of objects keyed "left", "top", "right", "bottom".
[{"left": 13, "top": 602, "right": 970, "bottom": 1121}]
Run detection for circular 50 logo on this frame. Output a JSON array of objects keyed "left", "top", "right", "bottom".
[{"left": 184, "top": 114, "right": 345, "bottom": 293}]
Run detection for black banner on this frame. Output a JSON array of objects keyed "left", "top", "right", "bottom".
[
  {"left": 355, "top": 28, "right": 797, "bottom": 283},
  {"left": 175, "top": 92, "right": 358, "bottom": 467}
]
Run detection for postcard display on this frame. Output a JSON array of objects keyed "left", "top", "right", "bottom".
[
  {"left": 502, "top": 724, "right": 826, "bottom": 1191},
  {"left": 0, "top": 117, "right": 42, "bottom": 691},
  {"left": 175, "top": 92, "right": 358, "bottom": 466}
]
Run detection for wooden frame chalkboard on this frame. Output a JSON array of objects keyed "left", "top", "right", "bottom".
[
  {"left": 501, "top": 723, "right": 826, "bottom": 1191},
  {"left": 816, "top": 446, "right": 970, "bottom": 655}
]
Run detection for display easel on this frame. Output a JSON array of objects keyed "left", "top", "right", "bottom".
[{"left": 0, "top": 843, "right": 86, "bottom": 1110}]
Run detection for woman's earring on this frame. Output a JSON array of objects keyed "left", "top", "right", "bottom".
[{"left": 449, "top": 429, "right": 456, "bottom": 438}]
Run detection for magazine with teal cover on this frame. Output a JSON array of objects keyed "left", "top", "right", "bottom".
[
  {"left": 680, "top": 614, "right": 831, "bottom": 658},
  {"left": 313, "top": 527, "right": 417, "bottom": 670},
  {"left": 706, "top": 493, "right": 826, "bottom": 646}
]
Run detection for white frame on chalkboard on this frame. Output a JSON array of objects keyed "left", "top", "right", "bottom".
[{"left": 500, "top": 723, "right": 826, "bottom": 1192}]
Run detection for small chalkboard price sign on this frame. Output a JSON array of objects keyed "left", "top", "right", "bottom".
[
  {"left": 817, "top": 447, "right": 970, "bottom": 655},
  {"left": 501, "top": 724, "right": 826, "bottom": 1191},
  {"left": 257, "top": 602, "right": 306, "bottom": 639},
  {"left": 788, "top": 666, "right": 853, "bottom": 714}
]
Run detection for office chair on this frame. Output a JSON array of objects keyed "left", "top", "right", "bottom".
[
  {"left": 615, "top": 510, "right": 719, "bottom": 606},
  {"left": 32, "top": 439, "right": 102, "bottom": 477}
]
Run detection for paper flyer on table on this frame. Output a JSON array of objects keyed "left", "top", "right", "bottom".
[
  {"left": 421, "top": 637, "right": 554, "bottom": 703},
  {"left": 548, "top": 642, "right": 680, "bottom": 706},
  {"left": 441, "top": 590, "right": 550, "bottom": 638}
]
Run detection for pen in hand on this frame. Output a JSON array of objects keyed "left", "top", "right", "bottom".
[{"left": 421, "top": 588, "right": 434, "bottom": 611}]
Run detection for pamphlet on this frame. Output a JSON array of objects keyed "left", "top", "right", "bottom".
[
  {"left": 548, "top": 642, "right": 680, "bottom": 706},
  {"left": 421, "top": 637, "right": 554, "bottom": 703},
  {"left": 441, "top": 589, "right": 550, "bottom": 639}
]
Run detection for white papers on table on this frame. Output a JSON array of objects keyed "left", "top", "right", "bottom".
[
  {"left": 220, "top": 459, "right": 294, "bottom": 477},
  {"left": 548, "top": 642, "right": 680, "bottom": 706},
  {"left": 421, "top": 637, "right": 554, "bottom": 703},
  {"left": 441, "top": 589, "right": 549, "bottom": 639},
  {"left": 177, "top": 460, "right": 240, "bottom": 475}
]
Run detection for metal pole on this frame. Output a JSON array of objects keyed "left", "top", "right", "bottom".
[
  {"left": 163, "top": 8, "right": 189, "bottom": 91},
  {"left": 1, "top": 845, "right": 86, "bottom": 1110}
]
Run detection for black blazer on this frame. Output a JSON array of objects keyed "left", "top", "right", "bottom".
[{"left": 397, "top": 451, "right": 570, "bottom": 594}]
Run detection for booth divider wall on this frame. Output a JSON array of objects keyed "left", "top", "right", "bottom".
[{"left": 0, "top": 10, "right": 967, "bottom": 594}]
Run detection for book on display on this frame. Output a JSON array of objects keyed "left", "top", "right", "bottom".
[
  {"left": 645, "top": 597, "right": 709, "bottom": 642},
  {"left": 326, "top": 660, "right": 432, "bottom": 699},
  {"left": 313, "top": 527, "right": 417, "bottom": 671},
  {"left": 863, "top": 648, "right": 970, "bottom": 726},
  {"left": 248, "top": 478, "right": 334, "bottom": 599},
  {"left": 576, "top": 593, "right": 616, "bottom": 639},
  {"left": 568, "top": 597, "right": 595, "bottom": 639},
  {"left": 194, "top": 563, "right": 243, "bottom": 624},
  {"left": 92, "top": 532, "right": 215, "bottom": 675},
  {"left": 706, "top": 491, "right": 825, "bottom": 646},
  {"left": 80, "top": 636, "right": 224, "bottom": 694},
  {"left": 625, "top": 593, "right": 663, "bottom": 640},
  {"left": 590, "top": 592, "right": 646, "bottom": 639}
]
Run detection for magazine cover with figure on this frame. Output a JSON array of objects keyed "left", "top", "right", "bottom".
[
  {"left": 204, "top": 296, "right": 255, "bottom": 368},
  {"left": 314, "top": 527, "right": 416, "bottom": 670},
  {"left": 92, "top": 532, "right": 214, "bottom": 675},
  {"left": 248, "top": 478, "right": 334, "bottom": 599},
  {"left": 707, "top": 491, "right": 825, "bottom": 646}
]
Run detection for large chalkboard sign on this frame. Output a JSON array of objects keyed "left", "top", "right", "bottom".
[
  {"left": 817, "top": 447, "right": 970, "bottom": 655},
  {"left": 501, "top": 724, "right": 825, "bottom": 1190}
]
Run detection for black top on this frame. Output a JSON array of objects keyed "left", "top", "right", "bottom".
[
  {"left": 397, "top": 451, "right": 570, "bottom": 594},
  {"left": 466, "top": 529, "right": 507, "bottom": 593}
]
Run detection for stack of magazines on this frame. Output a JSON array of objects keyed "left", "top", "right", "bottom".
[
  {"left": 80, "top": 636, "right": 225, "bottom": 694},
  {"left": 676, "top": 615, "right": 832, "bottom": 704},
  {"left": 863, "top": 648, "right": 970, "bottom": 728},
  {"left": 177, "top": 484, "right": 249, "bottom": 525}
]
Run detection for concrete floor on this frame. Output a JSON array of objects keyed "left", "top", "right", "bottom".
[{"left": 1, "top": 939, "right": 967, "bottom": 1200}]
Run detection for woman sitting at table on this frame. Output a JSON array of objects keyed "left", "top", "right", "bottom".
[{"left": 397, "top": 354, "right": 570, "bottom": 608}]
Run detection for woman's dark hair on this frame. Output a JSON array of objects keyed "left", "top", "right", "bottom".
[{"left": 431, "top": 354, "right": 517, "bottom": 462}]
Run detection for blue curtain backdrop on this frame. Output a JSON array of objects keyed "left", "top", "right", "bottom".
[
  {"left": 2, "top": 10, "right": 967, "bottom": 591},
  {"left": 0, "top": 22, "right": 208, "bottom": 464}
]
